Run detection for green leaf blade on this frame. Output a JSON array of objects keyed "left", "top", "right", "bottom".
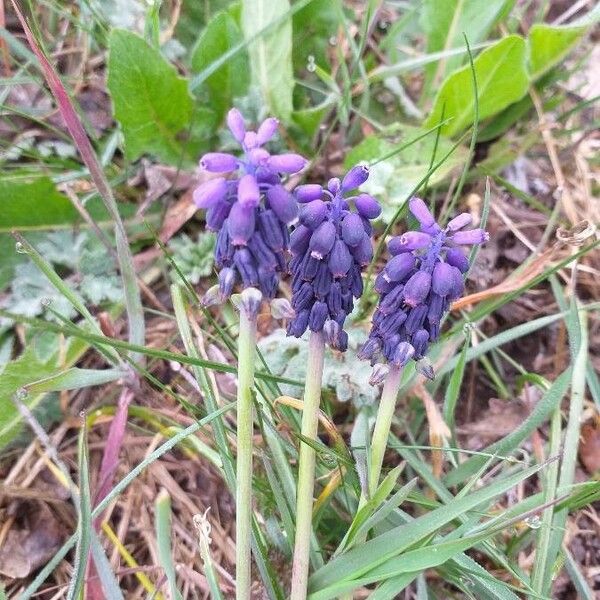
[
  {"left": 191, "top": 7, "right": 249, "bottom": 120},
  {"left": 425, "top": 35, "right": 529, "bottom": 137},
  {"left": 241, "top": 0, "right": 294, "bottom": 120},
  {"left": 107, "top": 29, "right": 193, "bottom": 164}
]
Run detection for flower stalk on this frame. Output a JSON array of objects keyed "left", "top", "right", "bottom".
[
  {"left": 367, "top": 365, "right": 403, "bottom": 497},
  {"left": 290, "top": 330, "right": 326, "bottom": 600},
  {"left": 236, "top": 298, "right": 258, "bottom": 600}
]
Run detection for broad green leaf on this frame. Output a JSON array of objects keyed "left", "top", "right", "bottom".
[
  {"left": 191, "top": 6, "right": 249, "bottom": 120},
  {"left": 309, "top": 460, "right": 548, "bottom": 591},
  {"left": 425, "top": 35, "right": 528, "bottom": 137},
  {"left": 0, "top": 338, "right": 89, "bottom": 448},
  {"left": 241, "top": 0, "right": 294, "bottom": 120},
  {"left": 528, "top": 23, "right": 586, "bottom": 81},
  {"left": 344, "top": 125, "right": 467, "bottom": 220},
  {"left": 420, "top": 0, "right": 514, "bottom": 82},
  {"left": 107, "top": 29, "right": 194, "bottom": 164},
  {"left": 0, "top": 175, "right": 75, "bottom": 232}
]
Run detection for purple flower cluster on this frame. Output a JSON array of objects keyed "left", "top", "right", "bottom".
[
  {"left": 193, "top": 109, "right": 307, "bottom": 302},
  {"left": 287, "top": 166, "right": 381, "bottom": 351},
  {"left": 359, "top": 197, "right": 488, "bottom": 373}
]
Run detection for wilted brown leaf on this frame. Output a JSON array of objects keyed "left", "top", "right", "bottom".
[
  {"left": 0, "top": 503, "right": 64, "bottom": 579},
  {"left": 580, "top": 417, "right": 600, "bottom": 474}
]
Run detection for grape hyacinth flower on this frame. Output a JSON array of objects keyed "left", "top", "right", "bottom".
[
  {"left": 289, "top": 165, "right": 380, "bottom": 600},
  {"left": 359, "top": 196, "right": 488, "bottom": 500},
  {"left": 194, "top": 109, "right": 306, "bottom": 600},
  {"left": 286, "top": 165, "right": 381, "bottom": 352},
  {"left": 360, "top": 196, "right": 489, "bottom": 375},
  {"left": 193, "top": 108, "right": 307, "bottom": 304}
]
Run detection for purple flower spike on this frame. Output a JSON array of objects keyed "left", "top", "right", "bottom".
[
  {"left": 393, "top": 342, "right": 415, "bottom": 367},
  {"left": 355, "top": 194, "right": 381, "bottom": 219},
  {"left": 451, "top": 229, "right": 490, "bottom": 245},
  {"left": 383, "top": 253, "right": 415, "bottom": 282},
  {"left": 360, "top": 200, "right": 488, "bottom": 376},
  {"left": 409, "top": 197, "right": 436, "bottom": 228},
  {"left": 266, "top": 185, "right": 298, "bottom": 225},
  {"left": 227, "top": 108, "right": 246, "bottom": 143},
  {"left": 446, "top": 212, "right": 472, "bottom": 232},
  {"left": 268, "top": 153, "right": 307, "bottom": 173},
  {"left": 256, "top": 117, "right": 279, "bottom": 145},
  {"left": 193, "top": 178, "right": 228, "bottom": 209},
  {"left": 195, "top": 110, "right": 307, "bottom": 302},
  {"left": 295, "top": 184, "right": 323, "bottom": 203},
  {"left": 287, "top": 164, "right": 378, "bottom": 347},
  {"left": 341, "top": 165, "right": 369, "bottom": 191},
  {"left": 200, "top": 152, "right": 239, "bottom": 173}
]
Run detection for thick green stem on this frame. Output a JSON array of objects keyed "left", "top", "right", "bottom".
[
  {"left": 367, "top": 365, "right": 403, "bottom": 498},
  {"left": 290, "top": 331, "right": 326, "bottom": 600},
  {"left": 236, "top": 307, "right": 257, "bottom": 600}
]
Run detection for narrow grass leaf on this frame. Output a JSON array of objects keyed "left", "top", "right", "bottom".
[
  {"left": 90, "top": 533, "right": 125, "bottom": 600},
  {"left": 66, "top": 423, "right": 92, "bottom": 600},
  {"left": 443, "top": 334, "right": 469, "bottom": 437},
  {"left": 19, "top": 404, "right": 235, "bottom": 600},
  {"left": 155, "top": 489, "right": 184, "bottom": 600},
  {"left": 23, "top": 367, "right": 126, "bottom": 394},
  {"left": 310, "top": 460, "right": 550, "bottom": 590},
  {"left": 542, "top": 306, "right": 588, "bottom": 596}
]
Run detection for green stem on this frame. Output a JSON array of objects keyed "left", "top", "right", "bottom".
[
  {"left": 367, "top": 365, "right": 403, "bottom": 499},
  {"left": 236, "top": 307, "right": 257, "bottom": 600},
  {"left": 290, "top": 331, "right": 326, "bottom": 600}
]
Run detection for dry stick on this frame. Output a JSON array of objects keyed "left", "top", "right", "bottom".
[
  {"left": 290, "top": 331, "right": 326, "bottom": 600},
  {"left": 530, "top": 86, "right": 579, "bottom": 226}
]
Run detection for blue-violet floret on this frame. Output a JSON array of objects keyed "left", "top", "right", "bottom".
[
  {"left": 359, "top": 197, "right": 488, "bottom": 376},
  {"left": 287, "top": 165, "right": 381, "bottom": 351},
  {"left": 194, "top": 108, "right": 307, "bottom": 302}
]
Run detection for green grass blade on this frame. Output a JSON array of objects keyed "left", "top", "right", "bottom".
[
  {"left": 66, "top": 423, "right": 92, "bottom": 600},
  {"left": 155, "top": 489, "right": 183, "bottom": 600},
  {"left": 309, "top": 459, "right": 552, "bottom": 590},
  {"left": 90, "top": 533, "right": 125, "bottom": 600},
  {"left": 541, "top": 304, "right": 588, "bottom": 596},
  {"left": 23, "top": 367, "right": 126, "bottom": 394}
]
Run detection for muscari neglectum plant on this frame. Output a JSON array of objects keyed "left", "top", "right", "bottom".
[
  {"left": 196, "top": 112, "right": 487, "bottom": 600},
  {"left": 194, "top": 108, "right": 306, "bottom": 600},
  {"left": 359, "top": 197, "right": 489, "bottom": 499},
  {"left": 287, "top": 166, "right": 381, "bottom": 599}
]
